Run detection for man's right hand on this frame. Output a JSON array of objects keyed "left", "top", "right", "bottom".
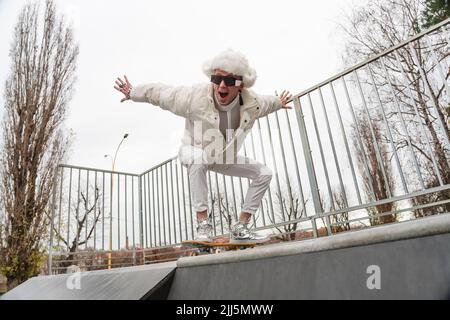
[{"left": 114, "top": 75, "right": 133, "bottom": 102}]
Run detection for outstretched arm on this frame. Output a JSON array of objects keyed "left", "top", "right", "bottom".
[
  {"left": 113, "top": 75, "right": 193, "bottom": 118},
  {"left": 256, "top": 89, "right": 293, "bottom": 118}
]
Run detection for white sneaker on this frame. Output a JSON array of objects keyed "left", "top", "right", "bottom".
[
  {"left": 195, "top": 219, "right": 213, "bottom": 242},
  {"left": 230, "top": 222, "right": 269, "bottom": 244}
]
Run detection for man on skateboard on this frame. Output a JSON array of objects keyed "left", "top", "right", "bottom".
[{"left": 114, "top": 49, "right": 292, "bottom": 244}]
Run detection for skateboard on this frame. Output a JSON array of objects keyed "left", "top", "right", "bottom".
[{"left": 182, "top": 238, "right": 258, "bottom": 256}]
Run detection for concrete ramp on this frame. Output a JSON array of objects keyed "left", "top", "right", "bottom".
[
  {"left": 169, "top": 214, "right": 450, "bottom": 300},
  {"left": 1, "top": 261, "right": 176, "bottom": 300},
  {"left": 3, "top": 214, "right": 450, "bottom": 300}
]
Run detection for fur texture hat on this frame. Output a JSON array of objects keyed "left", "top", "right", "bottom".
[{"left": 202, "top": 49, "right": 257, "bottom": 88}]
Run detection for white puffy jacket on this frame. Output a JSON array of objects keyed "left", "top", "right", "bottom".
[{"left": 130, "top": 83, "right": 282, "bottom": 164}]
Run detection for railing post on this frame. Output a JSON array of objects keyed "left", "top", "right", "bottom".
[
  {"left": 48, "top": 166, "right": 58, "bottom": 275},
  {"left": 293, "top": 97, "right": 331, "bottom": 236},
  {"left": 138, "top": 175, "right": 144, "bottom": 249}
]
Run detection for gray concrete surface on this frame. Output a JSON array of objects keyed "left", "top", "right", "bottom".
[
  {"left": 169, "top": 214, "right": 450, "bottom": 299},
  {"left": 1, "top": 261, "right": 176, "bottom": 300},
  {"left": 3, "top": 214, "right": 450, "bottom": 300},
  {"left": 177, "top": 213, "right": 450, "bottom": 268}
]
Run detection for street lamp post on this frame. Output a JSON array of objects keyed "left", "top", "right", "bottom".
[{"left": 105, "top": 133, "right": 128, "bottom": 270}]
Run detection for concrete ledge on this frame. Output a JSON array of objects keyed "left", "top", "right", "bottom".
[
  {"left": 177, "top": 213, "right": 450, "bottom": 268},
  {"left": 170, "top": 229, "right": 450, "bottom": 299}
]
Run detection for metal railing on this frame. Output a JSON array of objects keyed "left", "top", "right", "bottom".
[{"left": 48, "top": 18, "right": 450, "bottom": 273}]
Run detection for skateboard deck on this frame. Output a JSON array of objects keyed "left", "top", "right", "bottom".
[{"left": 182, "top": 238, "right": 257, "bottom": 256}]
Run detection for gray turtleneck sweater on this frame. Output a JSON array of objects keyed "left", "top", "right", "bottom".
[{"left": 214, "top": 94, "right": 241, "bottom": 144}]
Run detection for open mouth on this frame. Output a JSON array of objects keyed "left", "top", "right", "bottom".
[{"left": 219, "top": 92, "right": 228, "bottom": 98}]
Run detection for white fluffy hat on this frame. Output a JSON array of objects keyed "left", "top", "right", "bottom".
[{"left": 202, "top": 49, "right": 257, "bottom": 88}]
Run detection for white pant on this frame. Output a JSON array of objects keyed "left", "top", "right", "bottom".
[{"left": 178, "top": 145, "right": 272, "bottom": 215}]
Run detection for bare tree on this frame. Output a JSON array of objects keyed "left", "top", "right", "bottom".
[
  {"left": 328, "top": 188, "right": 352, "bottom": 233},
  {"left": 208, "top": 191, "right": 235, "bottom": 236},
  {"left": 268, "top": 187, "right": 308, "bottom": 241},
  {"left": 0, "top": 0, "right": 78, "bottom": 288},
  {"left": 351, "top": 109, "right": 398, "bottom": 225},
  {"left": 340, "top": 0, "right": 450, "bottom": 216},
  {"left": 411, "top": 172, "right": 449, "bottom": 217},
  {"left": 51, "top": 185, "right": 103, "bottom": 273}
]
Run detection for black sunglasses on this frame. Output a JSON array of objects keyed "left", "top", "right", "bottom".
[{"left": 210, "top": 75, "right": 242, "bottom": 87}]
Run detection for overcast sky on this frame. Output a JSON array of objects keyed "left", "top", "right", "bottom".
[{"left": 0, "top": 0, "right": 360, "bottom": 174}]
